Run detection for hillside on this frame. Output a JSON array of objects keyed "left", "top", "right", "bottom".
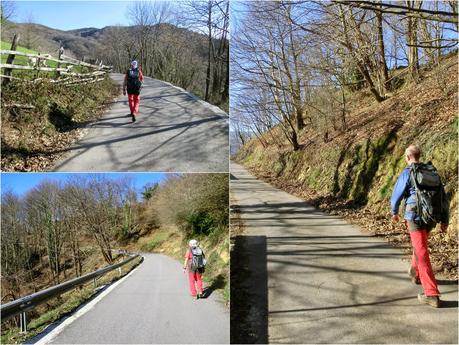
[
  {"left": 2, "top": 20, "right": 228, "bottom": 108},
  {"left": 1, "top": 173, "right": 229, "bottom": 343},
  {"left": 1, "top": 22, "right": 102, "bottom": 59},
  {"left": 1, "top": 22, "right": 206, "bottom": 62},
  {"left": 235, "top": 53, "right": 458, "bottom": 278}
]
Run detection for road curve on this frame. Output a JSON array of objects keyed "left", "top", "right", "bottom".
[
  {"left": 41, "top": 254, "right": 229, "bottom": 344},
  {"left": 53, "top": 74, "right": 228, "bottom": 172},
  {"left": 231, "top": 162, "right": 458, "bottom": 344}
]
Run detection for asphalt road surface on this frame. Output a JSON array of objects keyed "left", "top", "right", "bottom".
[
  {"left": 43, "top": 254, "right": 229, "bottom": 344},
  {"left": 231, "top": 162, "right": 458, "bottom": 344},
  {"left": 53, "top": 74, "right": 228, "bottom": 172}
]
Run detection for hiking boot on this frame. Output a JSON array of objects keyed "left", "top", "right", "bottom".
[
  {"left": 417, "top": 293, "right": 440, "bottom": 308},
  {"left": 196, "top": 294, "right": 200, "bottom": 300},
  {"left": 131, "top": 114, "right": 136, "bottom": 122},
  {"left": 408, "top": 266, "right": 420, "bottom": 284}
]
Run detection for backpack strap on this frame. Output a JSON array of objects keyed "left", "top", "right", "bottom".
[{"left": 409, "top": 163, "right": 423, "bottom": 221}]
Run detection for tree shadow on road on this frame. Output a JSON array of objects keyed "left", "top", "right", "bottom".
[
  {"left": 202, "top": 274, "right": 226, "bottom": 299},
  {"left": 230, "top": 235, "right": 268, "bottom": 344}
]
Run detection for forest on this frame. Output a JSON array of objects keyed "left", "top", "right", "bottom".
[{"left": 232, "top": 0, "right": 457, "bottom": 149}]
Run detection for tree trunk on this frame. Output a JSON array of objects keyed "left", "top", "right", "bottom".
[
  {"left": 205, "top": 1, "right": 212, "bottom": 102},
  {"left": 406, "top": 0, "right": 421, "bottom": 80},
  {"left": 375, "top": 8, "right": 389, "bottom": 92}
]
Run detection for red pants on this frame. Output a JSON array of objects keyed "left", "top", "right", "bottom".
[
  {"left": 188, "top": 271, "right": 203, "bottom": 296},
  {"left": 409, "top": 229, "right": 439, "bottom": 296},
  {"left": 128, "top": 94, "right": 140, "bottom": 115}
]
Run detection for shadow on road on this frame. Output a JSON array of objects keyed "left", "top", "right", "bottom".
[
  {"left": 202, "top": 274, "right": 226, "bottom": 299},
  {"left": 51, "top": 115, "right": 225, "bottom": 170},
  {"left": 230, "top": 235, "right": 268, "bottom": 344}
]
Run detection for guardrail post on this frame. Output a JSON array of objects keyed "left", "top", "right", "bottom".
[
  {"left": 118, "top": 267, "right": 122, "bottom": 276},
  {"left": 93, "top": 277, "right": 97, "bottom": 289},
  {"left": 19, "top": 312, "right": 27, "bottom": 334}
]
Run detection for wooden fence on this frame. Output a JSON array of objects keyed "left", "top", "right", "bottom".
[{"left": 0, "top": 36, "right": 112, "bottom": 86}]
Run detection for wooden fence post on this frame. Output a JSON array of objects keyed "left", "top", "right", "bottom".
[
  {"left": 57, "top": 46, "right": 64, "bottom": 77},
  {"left": 35, "top": 53, "right": 41, "bottom": 79},
  {"left": 2, "top": 34, "right": 20, "bottom": 86}
]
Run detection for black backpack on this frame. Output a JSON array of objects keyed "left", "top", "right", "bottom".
[
  {"left": 190, "top": 247, "right": 205, "bottom": 272},
  {"left": 410, "top": 162, "right": 449, "bottom": 225},
  {"left": 126, "top": 68, "right": 142, "bottom": 94}
]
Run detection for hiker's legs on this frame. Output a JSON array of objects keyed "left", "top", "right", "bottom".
[
  {"left": 133, "top": 94, "right": 140, "bottom": 114},
  {"left": 195, "top": 272, "right": 203, "bottom": 295},
  {"left": 128, "top": 94, "right": 135, "bottom": 114},
  {"left": 411, "top": 251, "right": 419, "bottom": 278},
  {"left": 188, "top": 271, "right": 197, "bottom": 296},
  {"left": 410, "top": 230, "right": 439, "bottom": 296}
]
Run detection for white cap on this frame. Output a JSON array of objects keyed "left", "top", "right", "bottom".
[{"left": 189, "top": 239, "right": 198, "bottom": 248}]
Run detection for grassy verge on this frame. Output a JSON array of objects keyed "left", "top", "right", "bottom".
[
  {"left": 126, "top": 226, "right": 230, "bottom": 304},
  {"left": 1, "top": 256, "right": 142, "bottom": 345},
  {"left": 1, "top": 75, "right": 119, "bottom": 171},
  {"left": 1, "top": 41, "right": 88, "bottom": 77}
]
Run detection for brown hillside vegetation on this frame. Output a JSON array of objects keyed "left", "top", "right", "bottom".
[
  {"left": 1, "top": 78, "right": 119, "bottom": 171},
  {"left": 1, "top": 173, "right": 229, "bottom": 343},
  {"left": 235, "top": 54, "right": 458, "bottom": 279}
]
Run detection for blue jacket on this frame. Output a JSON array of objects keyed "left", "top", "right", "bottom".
[{"left": 390, "top": 165, "right": 418, "bottom": 221}]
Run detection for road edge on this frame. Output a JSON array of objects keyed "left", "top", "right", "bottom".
[{"left": 33, "top": 256, "right": 144, "bottom": 345}]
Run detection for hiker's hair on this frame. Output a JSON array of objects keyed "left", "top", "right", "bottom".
[{"left": 405, "top": 144, "right": 421, "bottom": 160}]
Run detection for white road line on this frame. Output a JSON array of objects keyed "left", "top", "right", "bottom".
[{"left": 34, "top": 258, "right": 144, "bottom": 345}]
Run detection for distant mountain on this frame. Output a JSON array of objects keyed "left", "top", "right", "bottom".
[
  {"left": 1, "top": 22, "right": 208, "bottom": 62},
  {"left": 1, "top": 22, "right": 103, "bottom": 59}
]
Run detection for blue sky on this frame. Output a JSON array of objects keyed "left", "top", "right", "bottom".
[
  {"left": 1, "top": 172, "right": 168, "bottom": 197},
  {"left": 12, "top": 1, "right": 134, "bottom": 30}
]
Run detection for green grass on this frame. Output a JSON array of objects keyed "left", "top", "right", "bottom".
[
  {"left": 140, "top": 230, "right": 172, "bottom": 252},
  {"left": 1, "top": 40, "right": 89, "bottom": 78}
]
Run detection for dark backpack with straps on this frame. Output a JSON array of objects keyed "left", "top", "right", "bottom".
[
  {"left": 410, "top": 162, "right": 449, "bottom": 225},
  {"left": 126, "top": 68, "right": 142, "bottom": 95},
  {"left": 190, "top": 247, "right": 205, "bottom": 272}
]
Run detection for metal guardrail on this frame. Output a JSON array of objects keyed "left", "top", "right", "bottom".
[{"left": 0, "top": 252, "right": 141, "bottom": 333}]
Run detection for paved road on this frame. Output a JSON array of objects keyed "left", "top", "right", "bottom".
[
  {"left": 53, "top": 74, "right": 228, "bottom": 172},
  {"left": 231, "top": 163, "right": 458, "bottom": 344},
  {"left": 44, "top": 254, "right": 229, "bottom": 344}
]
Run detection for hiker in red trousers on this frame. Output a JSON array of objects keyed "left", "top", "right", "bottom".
[
  {"left": 123, "top": 60, "right": 144, "bottom": 123},
  {"left": 183, "top": 239, "right": 206, "bottom": 299},
  {"left": 391, "top": 144, "right": 449, "bottom": 308}
]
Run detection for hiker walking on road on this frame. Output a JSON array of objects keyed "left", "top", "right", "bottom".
[
  {"left": 391, "top": 144, "right": 449, "bottom": 308},
  {"left": 183, "top": 239, "right": 206, "bottom": 299},
  {"left": 123, "top": 60, "right": 144, "bottom": 123}
]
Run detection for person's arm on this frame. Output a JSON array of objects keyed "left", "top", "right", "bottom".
[
  {"left": 123, "top": 72, "right": 127, "bottom": 95},
  {"left": 183, "top": 250, "right": 189, "bottom": 272},
  {"left": 390, "top": 170, "right": 409, "bottom": 221}
]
